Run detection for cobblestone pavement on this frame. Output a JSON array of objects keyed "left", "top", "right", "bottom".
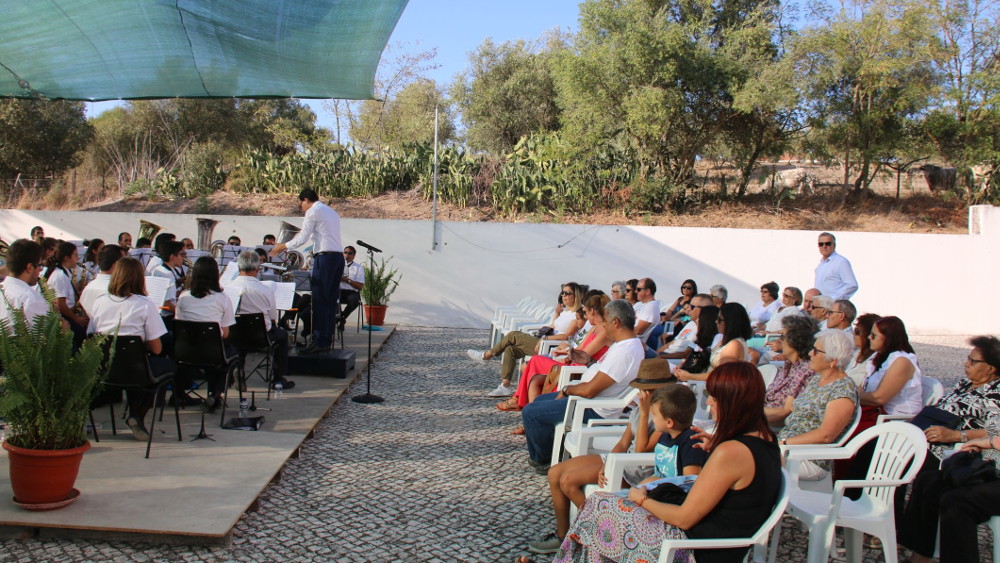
[{"left": 0, "top": 328, "right": 992, "bottom": 562}]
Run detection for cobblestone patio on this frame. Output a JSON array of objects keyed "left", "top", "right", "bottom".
[{"left": 0, "top": 327, "right": 992, "bottom": 562}]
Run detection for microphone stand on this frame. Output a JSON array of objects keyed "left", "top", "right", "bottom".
[{"left": 352, "top": 244, "right": 383, "bottom": 404}]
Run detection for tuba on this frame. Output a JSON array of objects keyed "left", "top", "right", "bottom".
[
  {"left": 138, "top": 219, "right": 162, "bottom": 242},
  {"left": 196, "top": 218, "right": 219, "bottom": 251},
  {"left": 277, "top": 220, "right": 305, "bottom": 270}
]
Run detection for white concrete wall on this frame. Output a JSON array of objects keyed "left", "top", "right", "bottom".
[{"left": 2, "top": 207, "right": 996, "bottom": 334}]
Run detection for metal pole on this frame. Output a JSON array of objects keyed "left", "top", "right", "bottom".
[{"left": 431, "top": 105, "right": 439, "bottom": 250}]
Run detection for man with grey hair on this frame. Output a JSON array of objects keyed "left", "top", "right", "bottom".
[
  {"left": 521, "top": 299, "right": 644, "bottom": 473},
  {"left": 815, "top": 232, "right": 858, "bottom": 300},
  {"left": 827, "top": 299, "right": 856, "bottom": 334},
  {"left": 709, "top": 284, "right": 727, "bottom": 308},
  {"left": 810, "top": 295, "right": 834, "bottom": 330},
  {"left": 228, "top": 251, "right": 294, "bottom": 390}
]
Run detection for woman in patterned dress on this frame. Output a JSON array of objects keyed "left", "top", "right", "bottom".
[{"left": 549, "top": 361, "right": 782, "bottom": 563}]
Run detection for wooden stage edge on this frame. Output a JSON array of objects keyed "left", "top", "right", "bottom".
[{"left": 0, "top": 325, "right": 396, "bottom": 546}]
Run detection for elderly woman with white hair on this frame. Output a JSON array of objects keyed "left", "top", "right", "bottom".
[
  {"left": 709, "top": 284, "right": 727, "bottom": 308},
  {"left": 610, "top": 281, "right": 626, "bottom": 301},
  {"left": 768, "top": 330, "right": 859, "bottom": 480}
]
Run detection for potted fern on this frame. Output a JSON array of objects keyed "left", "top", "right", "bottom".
[
  {"left": 360, "top": 255, "right": 401, "bottom": 326},
  {"left": 0, "top": 283, "right": 110, "bottom": 509}
]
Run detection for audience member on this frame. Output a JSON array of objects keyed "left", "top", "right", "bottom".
[
  {"left": 809, "top": 295, "right": 833, "bottom": 329},
  {"left": 0, "top": 239, "right": 49, "bottom": 328},
  {"left": 762, "top": 286, "right": 803, "bottom": 334},
  {"left": 802, "top": 288, "right": 820, "bottom": 316},
  {"left": 228, "top": 251, "right": 295, "bottom": 390},
  {"left": 79, "top": 244, "right": 124, "bottom": 314},
  {"left": 826, "top": 299, "right": 856, "bottom": 333},
  {"left": 844, "top": 313, "right": 880, "bottom": 386},
  {"left": 814, "top": 231, "right": 858, "bottom": 300},
  {"left": 763, "top": 315, "right": 820, "bottom": 409},
  {"left": 527, "top": 379, "right": 704, "bottom": 556},
  {"left": 633, "top": 278, "right": 662, "bottom": 357},
  {"left": 468, "top": 282, "right": 586, "bottom": 397},
  {"left": 610, "top": 280, "right": 625, "bottom": 300},
  {"left": 748, "top": 281, "right": 780, "bottom": 328},
  {"left": 675, "top": 302, "right": 753, "bottom": 381},
  {"left": 656, "top": 293, "right": 713, "bottom": 360},
  {"left": 87, "top": 257, "right": 175, "bottom": 441},
  {"left": 709, "top": 284, "right": 727, "bottom": 308},
  {"left": 551, "top": 362, "right": 780, "bottom": 563},
  {"left": 664, "top": 279, "right": 697, "bottom": 322},
  {"left": 520, "top": 299, "right": 644, "bottom": 472},
  {"left": 624, "top": 279, "right": 639, "bottom": 308},
  {"left": 771, "top": 330, "right": 859, "bottom": 480}
]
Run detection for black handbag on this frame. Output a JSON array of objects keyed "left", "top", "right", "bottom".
[
  {"left": 647, "top": 482, "right": 690, "bottom": 505},
  {"left": 940, "top": 451, "right": 997, "bottom": 491},
  {"left": 909, "top": 406, "right": 961, "bottom": 431},
  {"left": 533, "top": 326, "right": 555, "bottom": 338},
  {"left": 679, "top": 348, "right": 710, "bottom": 373}
]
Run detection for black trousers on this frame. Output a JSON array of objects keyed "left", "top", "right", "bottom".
[
  {"left": 899, "top": 465, "right": 1000, "bottom": 562},
  {"left": 339, "top": 290, "right": 361, "bottom": 325}
]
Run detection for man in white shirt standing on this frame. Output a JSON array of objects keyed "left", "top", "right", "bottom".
[
  {"left": 229, "top": 251, "right": 294, "bottom": 390},
  {"left": 814, "top": 232, "right": 858, "bottom": 300},
  {"left": 270, "top": 188, "right": 344, "bottom": 354},
  {"left": 633, "top": 278, "right": 662, "bottom": 358},
  {"left": 79, "top": 244, "right": 124, "bottom": 315},
  {"left": 521, "top": 299, "right": 645, "bottom": 472},
  {"left": 337, "top": 245, "right": 365, "bottom": 332},
  {"left": 0, "top": 239, "right": 50, "bottom": 330}
]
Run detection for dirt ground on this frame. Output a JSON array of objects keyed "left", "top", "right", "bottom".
[{"left": 36, "top": 163, "right": 975, "bottom": 233}]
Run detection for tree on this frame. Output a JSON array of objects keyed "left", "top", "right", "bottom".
[
  {"left": 452, "top": 35, "right": 564, "bottom": 154},
  {"left": 552, "top": 0, "right": 783, "bottom": 185},
  {"left": 790, "top": 0, "right": 940, "bottom": 193},
  {"left": 351, "top": 79, "right": 456, "bottom": 149},
  {"left": 0, "top": 99, "right": 93, "bottom": 177}
]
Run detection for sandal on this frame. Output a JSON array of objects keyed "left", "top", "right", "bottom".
[
  {"left": 497, "top": 398, "right": 521, "bottom": 412},
  {"left": 511, "top": 426, "right": 525, "bottom": 435}
]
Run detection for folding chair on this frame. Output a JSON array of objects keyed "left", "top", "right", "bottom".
[
  {"left": 172, "top": 320, "right": 241, "bottom": 426},
  {"left": 96, "top": 336, "right": 181, "bottom": 459},
  {"left": 228, "top": 313, "right": 277, "bottom": 398}
]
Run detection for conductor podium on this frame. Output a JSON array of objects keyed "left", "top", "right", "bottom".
[{"left": 287, "top": 348, "right": 356, "bottom": 379}]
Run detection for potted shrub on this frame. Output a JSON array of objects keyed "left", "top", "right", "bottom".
[
  {"left": 360, "top": 255, "right": 401, "bottom": 326},
  {"left": 0, "top": 283, "right": 110, "bottom": 509}
]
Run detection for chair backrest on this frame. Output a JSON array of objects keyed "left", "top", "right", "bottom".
[
  {"left": 853, "top": 421, "right": 928, "bottom": 506},
  {"left": 922, "top": 376, "right": 944, "bottom": 406},
  {"left": 834, "top": 404, "right": 863, "bottom": 447},
  {"left": 753, "top": 469, "right": 790, "bottom": 544},
  {"left": 229, "top": 313, "right": 270, "bottom": 350},
  {"left": 102, "top": 335, "right": 153, "bottom": 387},
  {"left": 173, "top": 319, "right": 227, "bottom": 367}
]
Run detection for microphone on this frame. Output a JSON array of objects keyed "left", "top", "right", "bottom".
[{"left": 356, "top": 240, "right": 382, "bottom": 253}]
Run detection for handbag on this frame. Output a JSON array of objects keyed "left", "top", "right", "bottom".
[
  {"left": 533, "top": 326, "right": 555, "bottom": 338},
  {"left": 908, "top": 405, "right": 961, "bottom": 431},
  {"left": 678, "top": 348, "right": 710, "bottom": 374},
  {"left": 647, "top": 482, "right": 689, "bottom": 505},
  {"left": 940, "top": 451, "right": 998, "bottom": 491}
]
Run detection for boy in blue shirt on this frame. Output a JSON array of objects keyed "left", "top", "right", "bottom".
[{"left": 644, "top": 384, "right": 707, "bottom": 480}]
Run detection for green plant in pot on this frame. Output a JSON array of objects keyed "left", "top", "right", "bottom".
[
  {"left": 360, "top": 255, "right": 401, "bottom": 326},
  {"left": 0, "top": 283, "right": 110, "bottom": 509}
]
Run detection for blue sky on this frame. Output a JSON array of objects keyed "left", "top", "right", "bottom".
[{"left": 89, "top": 0, "right": 583, "bottom": 131}]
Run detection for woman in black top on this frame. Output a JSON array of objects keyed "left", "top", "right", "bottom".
[{"left": 549, "top": 362, "right": 782, "bottom": 563}]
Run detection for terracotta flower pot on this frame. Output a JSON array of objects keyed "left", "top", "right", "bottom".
[
  {"left": 363, "top": 305, "right": 387, "bottom": 326},
  {"left": 3, "top": 440, "right": 90, "bottom": 506}
]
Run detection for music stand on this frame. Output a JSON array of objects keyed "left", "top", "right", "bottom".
[{"left": 352, "top": 242, "right": 383, "bottom": 404}]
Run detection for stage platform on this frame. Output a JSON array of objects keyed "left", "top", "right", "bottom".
[{"left": 0, "top": 325, "right": 396, "bottom": 546}]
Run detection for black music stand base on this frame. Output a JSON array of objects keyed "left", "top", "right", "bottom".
[
  {"left": 191, "top": 412, "right": 215, "bottom": 441},
  {"left": 352, "top": 393, "right": 384, "bottom": 404}
]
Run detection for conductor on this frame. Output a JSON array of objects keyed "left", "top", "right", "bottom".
[{"left": 270, "top": 189, "right": 344, "bottom": 353}]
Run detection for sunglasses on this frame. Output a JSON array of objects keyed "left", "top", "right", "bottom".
[
  {"left": 818, "top": 241, "right": 834, "bottom": 247},
  {"left": 561, "top": 291, "right": 574, "bottom": 296},
  {"left": 681, "top": 285, "right": 693, "bottom": 290}
]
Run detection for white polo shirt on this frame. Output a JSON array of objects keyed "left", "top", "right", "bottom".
[
  {"left": 88, "top": 293, "right": 167, "bottom": 341},
  {"left": 176, "top": 290, "right": 236, "bottom": 329},
  {"left": 47, "top": 266, "right": 77, "bottom": 309},
  {"left": 79, "top": 273, "right": 111, "bottom": 314},
  {"left": 228, "top": 275, "right": 277, "bottom": 330},
  {"left": 340, "top": 261, "right": 365, "bottom": 292},
  {"left": 0, "top": 276, "right": 50, "bottom": 329}
]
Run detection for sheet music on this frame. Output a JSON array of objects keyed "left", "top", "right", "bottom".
[
  {"left": 145, "top": 275, "right": 171, "bottom": 305},
  {"left": 223, "top": 285, "right": 243, "bottom": 312},
  {"left": 257, "top": 244, "right": 286, "bottom": 263},
  {"left": 219, "top": 261, "right": 240, "bottom": 286},
  {"left": 219, "top": 245, "right": 253, "bottom": 266},
  {"left": 260, "top": 281, "right": 297, "bottom": 311},
  {"left": 129, "top": 248, "right": 153, "bottom": 267},
  {"left": 185, "top": 249, "right": 209, "bottom": 261}
]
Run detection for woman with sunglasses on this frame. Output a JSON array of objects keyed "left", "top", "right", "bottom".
[
  {"left": 624, "top": 279, "right": 639, "bottom": 309},
  {"left": 899, "top": 336, "right": 1000, "bottom": 563},
  {"left": 675, "top": 303, "right": 754, "bottom": 382},
  {"left": 468, "top": 282, "right": 585, "bottom": 398},
  {"left": 844, "top": 313, "right": 881, "bottom": 386},
  {"left": 666, "top": 279, "right": 697, "bottom": 323}
]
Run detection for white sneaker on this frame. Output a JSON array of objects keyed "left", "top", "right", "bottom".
[
  {"left": 467, "top": 349, "right": 488, "bottom": 363},
  {"left": 487, "top": 383, "right": 514, "bottom": 397}
]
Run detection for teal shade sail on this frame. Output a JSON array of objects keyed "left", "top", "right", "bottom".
[{"left": 0, "top": 0, "right": 409, "bottom": 101}]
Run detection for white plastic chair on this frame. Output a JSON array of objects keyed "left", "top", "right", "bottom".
[
  {"left": 551, "top": 386, "right": 640, "bottom": 464},
  {"left": 770, "top": 421, "right": 927, "bottom": 563},
  {"left": 490, "top": 296, "right": 536, "bottom": 343},
  {"left": 758, "top": 363, "right": 778, "bottom": 388},
  {"left": 780, "top": 404, "right": 862, "bottom": 493},
  {"left": 658, "top": 470, "right": 790, "bottom": 563},
  {"left": 990, "top": 516, "right": 1000, "bottom": 563}
]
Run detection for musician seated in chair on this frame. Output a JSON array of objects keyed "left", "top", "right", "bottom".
[
  {"left": 338, "top": 245, "right": 365, "bottom": 331},
  {"left": 230, "top": 251, "right": 295, "bottom": 390}
]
